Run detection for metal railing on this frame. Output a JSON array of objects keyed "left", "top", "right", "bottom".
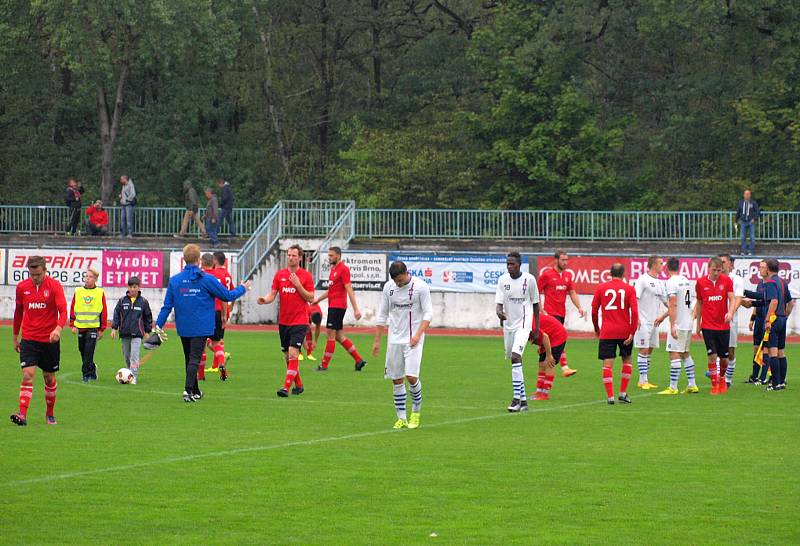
[
  {"left": 310, "top": 202, "right": 357, "bottom": 281},
  {"left": 0, "top": 205, "right": 272, "bottom": 237},
  {"left": 2, "top": 204, "right": 799, "bottom": 242},
  {"left": 236, "top": 203, "right": 283, "bottom": 282}
]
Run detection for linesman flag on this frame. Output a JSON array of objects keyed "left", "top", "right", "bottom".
[{"left": 754, "top": 315, "right": 777, "bottom": 366}]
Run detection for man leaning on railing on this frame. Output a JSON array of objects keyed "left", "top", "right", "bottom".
[{"left": 735, "top": 189, "right": 760, "bottom": 256}]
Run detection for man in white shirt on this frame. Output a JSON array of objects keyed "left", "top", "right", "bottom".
[
  {"left": 656, "top": 258, "right": 699, "bottom": 394},
  {"left": 495, "top": 252, "right": 540, "bottom": 412},
  {"left": 634, "top": 256, "right": 668, "bottom": 389},
  {"left": 718, "top": 254, "right": 744, "bottom": 387},
  {"left": 373, "top": 261, "right": 433, "bottom": 430}
]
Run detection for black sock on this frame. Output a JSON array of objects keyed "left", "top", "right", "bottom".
[{"left": 779, "top": 357, "right": 788, "bottom": 384}]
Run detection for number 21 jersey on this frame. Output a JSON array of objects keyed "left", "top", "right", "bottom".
[{"left": 591, "top": 278, "right": 639, "bottom": 339}]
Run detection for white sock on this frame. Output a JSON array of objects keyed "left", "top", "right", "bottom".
[
  {"left": 669, "top": 359, "right": 681, "bottom": 390},
  {"left": 409, "top": 380, "right": 422, "bottom": 413},
  {"left": 685, "top": 356, "right": 697, "bottom": 387},
  {"left": 393, "top": 383, "right": 407, "bottom": 420},
  {"left": 511, "top": 363, "right": 526, "bottom": 401},
  {"left": 638, "top": 354, "right": 649, "bottom": 383},
  {"left": 726, "top": 358, "right": 736, "bottom": 382}
]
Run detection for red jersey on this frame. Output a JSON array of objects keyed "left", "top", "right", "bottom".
[
  {"left": 591, "top": 278, "right": 638, "bottom": 339},
  {"left": 530, "top": 314, "right": 568, "bottom": 353},
  {"left": 537, "top": 266, "right": 573, "bottom": 317},
  {"left": 13, "top": 276, "right": 68, "bottom": 343},
  {"left": 327, "top": 261, "right": 351, "bottom": 309},
  {"left": 208, "top": 267, "right": 234, "bottom": 315},
  {"left": 696, "top": 274, "right": 733, "bottom": 331},
  {"left": 309, "top": 302, "right": 322, "bottom": 316},
  {"left": 272, "top": 267, "right": 314, "bottom": 326}
]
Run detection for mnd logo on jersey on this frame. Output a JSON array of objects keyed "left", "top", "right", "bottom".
[
  {"left": 281, "top": 287, "right": 297, "bottom": 294},
  {"left": 707, "top": 295, "right": 723, "bottom": 302},
  {"left": 28, "top": 302, "right": 47, "bottom": 310}
]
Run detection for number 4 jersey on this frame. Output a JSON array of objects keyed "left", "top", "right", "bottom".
[
  {"left": 591, "top": 278, "right": 639, "bottom": 339},
  {"left": 665, "top": 274, "right": 694, "bottom": 331}
]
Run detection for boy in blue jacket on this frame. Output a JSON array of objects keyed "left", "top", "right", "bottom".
[{"left": 155, "top": 244, "right": 250, "bottom": 402}]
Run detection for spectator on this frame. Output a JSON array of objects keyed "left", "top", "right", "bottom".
[
  {"left": 65, "top": 179, "right": 84, "bottom": 235},
  {"left": 118, "top": 175, "right": 136, "bottom": 238},
  {"left": 85, "top": 200, "right": 109, "bottom": 236},
  {"left": 204, "top": 187, "right": 220, "bottom": 246},
  {"left": 217, "top": 178, "right": 236, "bottom": 237},
  {"left": 736, "top": 189, "right": 760, "bottom": 255},
  {"left": 174, "top": 180, "right": 207, "bottom": 238}
]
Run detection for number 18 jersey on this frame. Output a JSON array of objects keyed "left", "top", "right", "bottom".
[{"left": 665, "top": 274, "right": 693, "bottom": 331}]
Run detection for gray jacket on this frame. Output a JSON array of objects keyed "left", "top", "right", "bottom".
[
  {"left": 120, "top": 180, "right": 136, "bottom": 205},
  {"left": 183, "top": 180, "right": 200, "bottom": 211}
]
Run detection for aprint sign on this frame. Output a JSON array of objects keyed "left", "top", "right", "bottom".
[{"left": 7, "top": 249, "right": 102, "bottom": 286}]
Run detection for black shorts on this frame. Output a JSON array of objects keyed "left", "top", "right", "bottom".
[
  {"left": 310, "top": 312, "right": 322, "bottom": 326},
  {"left": 279, "top": 324, "right": 308, "bottom": 352},
  {"left": 702, "top": 329, "right": 730, "bottom": 358},
  {"left": 767, "top": 317, "right": 787, "bottom": 350},
  {"left": 19, "top": 339, "right": 60, "bottom": 373},
  {"left": 552, "top": 315, "right": 566, "bottom": 325},
  {"left": 326, "top": 307, "right": 346, "bottom": 330},
  {"left": 210, "top": 310, "right": 225, "bottom": 342},
  {"left": 539, "top": 342, "right": 566, "bottom": 363},
  {"left": 753, "top": 320, "right": 765, "bottom": 347},
  {"left": 598, "top": 339, "right": 633, "bottom": 360}
]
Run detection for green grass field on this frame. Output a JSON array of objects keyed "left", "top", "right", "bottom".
[{"left": 0, "top": 326, "right": 798, "bottom": 545}]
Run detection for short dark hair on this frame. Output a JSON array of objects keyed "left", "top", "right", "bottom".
[
  {"left": 554, "top": 250, "right": 567, "bottom": 260},
  {"left": 201, "top": 253, "right": 214, "bottom": 267},
  {"left": 610, "top": 263, "right": 625, "bottom": 278},
  {"left": 27, "top": 255, "right": 46, "bottom": 269},
  {"left": 666, "top": 257, "right": 680, "bottom": 272},
  {"left": 127, "top": 276, "right": 141, "bottom": 286},
  {"left": 507, "top": 251, "right": 521, "bottom": 264},
  {"left": 213, "top": 251, "right": 226, "bottom": 266},
  {"left": 717, "top": 253, "right": 733, "bottom": 265},
  {"left": 329, "top": 246, "right": 342, "bottom": 256},
  {"left": 766, "top": 259, "right": 780, "bottom": 273},
  {"left": 389, "top": 261, "right": 407, "bottom": 280},
  {"left": 288, "top": 244, "right": 303, "bottom": 255}
]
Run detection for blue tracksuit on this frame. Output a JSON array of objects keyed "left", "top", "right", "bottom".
[{"left": 156, "top": 264, "right": 246, "bottom": 337}]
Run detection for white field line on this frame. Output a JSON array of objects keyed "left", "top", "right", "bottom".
[{"left": 3, "top": 394, "right": 653, "bottom": 487}]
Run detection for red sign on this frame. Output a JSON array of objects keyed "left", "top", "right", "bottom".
[
  {"left": 102, "top": 251, "right": 164, "bottom": 287},
  {"left": 539, "top": 256, "right": 624, "bottom": 295},
  {"left": 629, "top": 257, "right": 709, "bottom": 282}
]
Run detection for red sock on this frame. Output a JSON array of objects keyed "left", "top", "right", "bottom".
[
  {"left": 213, "top": 342, "right": 225, "bottom": 368},
  {"left": 197, "top": 358, "right": 206, "bottom": 379},
  {"left": 341, "top": 338, "right": 363, "bottom": 363},
  {"left": 560, "top": 350, "right": 568, "bottom": 368},
  {"left": 719, "top": 361, "right": 728, "bottom": 379},
  {"left": 321, "top": 339, "right": 336, "bottom": 369},
  {"left": 603, "top": 365, "right": 614, "bottom": 398},
  {"left": 544, "top": 374, "right": 555, "bottom": 394},
  {"left": 44, "top": 381, "right": 57, "bottom": 417},
  {"left": 620, "top": 361, "right": 632, "bottom": 394},
  {"left": 284, "top": 358, "right": 299, "bottom": 390},
  {"left": 294, "top": 370, "right": 303, "bottom": 388},
  {"left": 305, "top": 331, "right": 313, "bottom": 354},
  {"left": 708, "top": 362, "right": 719, "bottom": 387},
  {"left": 18, "top": 381, "right": 33, "bottom": 418},
  {"left": 537, "top": 371, "right": 546, "bottom": 391},
  {"left": 200, "top": 350, "right": 208, "bottom": 368}
]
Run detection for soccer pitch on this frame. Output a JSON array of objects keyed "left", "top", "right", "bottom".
[{"left": 1, "top": 327, "right": 798, "bottom": 545}]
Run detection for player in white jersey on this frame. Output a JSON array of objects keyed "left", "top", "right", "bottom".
[
  {"left": 634, "top": 256, "right": 668, "bottom": 389},
  {"left": 718, "top": 254, "right": 744, "bottom": 387},
  {"left": 656, "top": 257, "right": 699, "bottom": 394},
  {"left": 495, "top": 252, "right": 540, "bottom": 413},
  {"left": 373, "top": 261, "right": 433, "bottom": 430}
]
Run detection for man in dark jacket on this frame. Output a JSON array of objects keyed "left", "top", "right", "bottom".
[
  {"left": 204, "top": 187, "right": 220, "bottom": 246},
  {"left": 155, "top": 244, "right": 249, "bottom": 402},
  {"left": 175, "top": 180, "right": 207, "bottom": 238},
  {"left": 65, "top": 179, "right": 85, "bottom": 235},
  {"left": 216, "top": 179, "right": 236, "bottom": 237},
  {"left": 735, "top": 189, "right": 760, "bottom": 255},
  {"left": 110, "top": 276, "right": 153, "bottom": 384}
]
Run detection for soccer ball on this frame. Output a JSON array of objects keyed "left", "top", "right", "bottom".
[{"left": 116, "top": 368, "right": 135, "bottom": 384}]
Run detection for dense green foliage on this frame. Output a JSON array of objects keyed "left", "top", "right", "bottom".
[
  {"left": 2, "top": 1, "right": 800, "bottom": 210},
  {"left": 1, "top": 329, "right": 798, "bottom": 543}
]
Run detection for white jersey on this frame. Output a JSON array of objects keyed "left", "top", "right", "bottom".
[
  {"left": 635, "top": 273, "right": 667, "bottom": 324},
  {"left": 730, "top": 274, "right": 745, "bottom": 327},
  {"left": 665, "top": 274, "right": 694, "bottom": 331},
  {"left": 377, "top": 277, "right": 433, "bottom": 345},
  {"left": 495, "top": 272, "right": 540, "bottom": 332}
]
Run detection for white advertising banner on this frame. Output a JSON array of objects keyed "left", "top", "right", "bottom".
[
  {"left": 388, "top": 254, "right": 529, "bottom": 293},
  {"left": 315, "top": 252, "right": 386, "bottom": 290},
  {"left": 0, "top": 249, "right": 5, "bottom": 285},
  {"left": 733, "top": 258, "right": 800, "bottom": 298},
  {"left": 169, "top": 252, "right": 238, "bottom": 284},
  {"left": 6, "top": 248, "right": 103, "bottom": 286}
]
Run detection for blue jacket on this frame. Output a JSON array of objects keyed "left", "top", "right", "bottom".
[{"left": 156, "top": 264, "right": 246, "bottom": 337}]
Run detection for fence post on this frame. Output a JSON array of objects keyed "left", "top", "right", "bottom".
[
  {"left": 636, "top": 213, "right": 640, "bottom": 242},
  {"left": 590, "top": 212, "right": 595, "bottom": 241},
  {"left": 413, "top": 209, "right": 417, "bottom": 239},
  {"left": 545, "top": 211, "right": 550, "bottom": 241},
  {"left": 682, "top": 212, "right": 686, "bottom": 241},
  {"left": 776, "top": 212, "right": 781, "bottom": 243}
]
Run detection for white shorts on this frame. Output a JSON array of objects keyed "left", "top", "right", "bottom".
[
  {"left": 634, "top": 323, "right": 659, "bottom": 349},
  {"left": 666, "top": 329, "right": 692, "bottom": 354},
  {"left": 503, "top": 328, "right": 530, "bottom": 359},
  {"left": 384, "top": 342, "right": 424, "bottom": 380},
  {"left": 729, "top": 319, "right": 738, "bottom": 347}
]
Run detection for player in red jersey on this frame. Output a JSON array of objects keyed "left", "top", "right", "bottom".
[
  {"left": 695, "top": 256, "right": 735, "bottom": 395},
  {"left": 537, "top": 250, "right": 585, "bottom": 377},
  {"left": 197, "top": 252, "right": 235, "bottom": 381},
  {"left": 528, "top": 314, "right": 569, "bottom": 400},
  {"left": 311, "top": 246, "right": 367, "bottom": 372},
  {"left": 591, "top": 263, "right": 639, "bottom": 404},
  {"left": 11, "top": 255, "right": 68, "bottom": 426},
  {"left": 257, "top": 244, "right": 315, "bottom": 397},
  {"left": 302, "top": 302, "right": 323, "bottom": 361}
]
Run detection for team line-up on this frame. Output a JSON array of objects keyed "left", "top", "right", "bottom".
[{"left": 8, "top": 246, "right": 793, "bottom": 429}]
